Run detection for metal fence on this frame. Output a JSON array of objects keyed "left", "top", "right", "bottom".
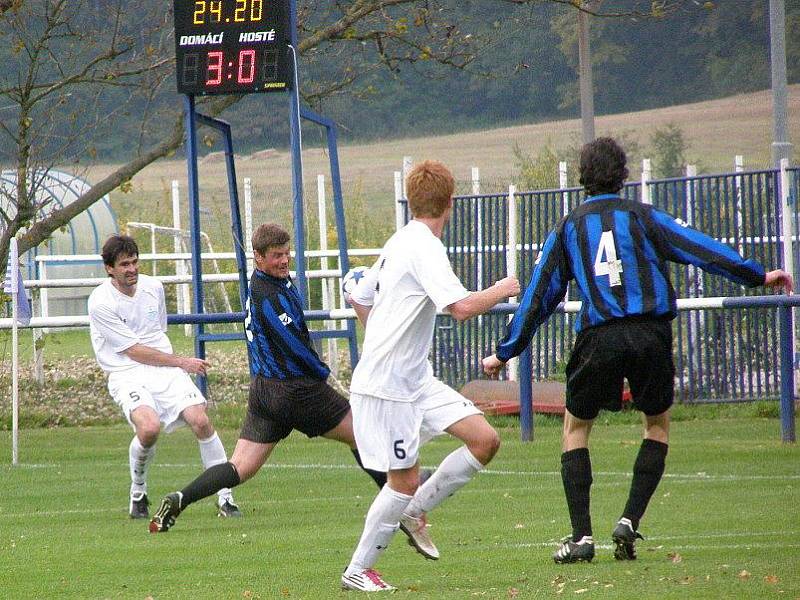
[{"left": 416, "top": 166, "right": 800, "bottom": 404}]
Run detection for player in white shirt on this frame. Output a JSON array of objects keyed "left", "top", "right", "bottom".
[
  {"left": 88, "top": 235, "right": 239, "bottom": 520},
  {"left": 340, "top": 161, "right": 520, "bottom": 592}
]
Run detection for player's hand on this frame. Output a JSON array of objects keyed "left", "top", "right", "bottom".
[
  {"left": 482, "top": 354, "right": 505, "bottom": 379},
  {"left": 764, "top": 269, "right": 794, "bottom": 294},
  {"left": 179, "top": 356, "right": 211, "bottom": 375},
  {"left": 494, "top": 276, "right": 521, "bottom": 298}
]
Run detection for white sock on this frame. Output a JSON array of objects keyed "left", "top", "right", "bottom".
[
  {"left": 405, "top": 446, "right": 483, "bottom": 517},
  {"left": 197, "top": 432, "right": 234, "bottom": 504},
  {"left": 129, "top": 436, "right": 156, "bottom": 496},
  {"left": 345, "top": 485, "right": 412, "bottom": 575}
]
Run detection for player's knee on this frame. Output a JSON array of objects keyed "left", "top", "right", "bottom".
[
  {"left": 471, "top": 428, "right": 500, "bottom": 463},
  {"left": 484, "top": 428, "right": 501, "bottom": 458},
  {"left": 190, "top": 413, "right": 213, "bottom": 438},
  {"left": 136, "top": 422, "right": 160, "bottom": 445},
  {"left": 181, "top": 404, "right": 211, "bottom": 432}
]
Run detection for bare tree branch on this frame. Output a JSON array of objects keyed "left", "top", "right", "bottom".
[{"left": 0, "top": 0, "right": 705, "bottom": 270}]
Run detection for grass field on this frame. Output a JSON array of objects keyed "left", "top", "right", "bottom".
[{"left": 1, "top": 415, "right": 798, "bottom": 599}]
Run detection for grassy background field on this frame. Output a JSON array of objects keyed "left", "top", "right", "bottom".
[
  {"left": 0, "top": 415, "right": 797, "bottom": 599},
  {"left": 89, "top": 85, "right": 800, "bottom": 254}
]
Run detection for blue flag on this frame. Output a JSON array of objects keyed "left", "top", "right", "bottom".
[{"left": 3, "top": 239, "right": 32, "bottom": 326}]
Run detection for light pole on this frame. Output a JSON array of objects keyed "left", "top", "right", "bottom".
[
  {"left": 769, "top": 0, "right": 793, "bottom": 167},
  {"left": 578, "top": 0, "right": 599, "bottom": 144}
]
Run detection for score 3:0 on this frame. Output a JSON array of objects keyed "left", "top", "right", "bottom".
[{"left": 205, "top": 49, "right": 257, "bottom": 85}]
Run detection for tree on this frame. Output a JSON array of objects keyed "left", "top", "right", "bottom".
[
  {"left": 650, "top": 123, "right": 687, "bottom": 178},
  {"left": 0, "top": 0, "right": 173, "bottom": 267},
  {"left": 0, "top": 0, "right": 702, "bottom": 270}
]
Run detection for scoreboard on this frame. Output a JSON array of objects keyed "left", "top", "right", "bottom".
[{"left": 173, "top": 0, "right": 292, "bottom": 95}]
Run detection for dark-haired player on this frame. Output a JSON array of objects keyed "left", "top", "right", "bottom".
[
  {"left": 149, "top": 223, "right": 429, "bottom": 545},
  {"left": 88, "top": 234, "right": 239, "bottom": 519},
  {"left": 483, "top": 137, "right": 792, "bottom": 563}
]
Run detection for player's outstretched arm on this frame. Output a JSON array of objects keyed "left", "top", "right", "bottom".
[
  {"left": 124, "top": 344, "right": 210, "bottom": 375},
  {"left": 764, "top": 269, "right": 793, "bottom": 294},
  {"left": 448, "top": 276, "right": 521, "bottom": 322}
]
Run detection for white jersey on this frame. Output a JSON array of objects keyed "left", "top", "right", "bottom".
[
  {"left": 349, "top": 220, "right": 470, "bottom": 402},
  {"left": 88, "top": 274, "right": 171, "bottom": 373}
]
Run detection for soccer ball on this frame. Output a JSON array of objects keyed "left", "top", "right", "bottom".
[{"left": 341, "top": 266, "right": 368, "bottom": 299}]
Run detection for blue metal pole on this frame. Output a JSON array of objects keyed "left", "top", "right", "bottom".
[
  {"left": 183, "top": 94, "right": 207, "bottom": 396},
  {"left": 298, "top": 107, "right": 359, "bottom": 368},
  {"left": 519, "top": 345, "right": 534, "bottom": 441},
  {"left": 288, "top": 0, "right": 306, "bottom": 305},
  {"left": 779, "top": 305, "right": 796, "bottom": 442},
  {"left": 324, "top": 121, "right": 359, "bottom": 367},
  {"left": 218, "top": 121, "right": 249, "bottom": 310}
]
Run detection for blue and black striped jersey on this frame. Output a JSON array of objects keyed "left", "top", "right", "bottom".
[
  {"left": 245, "top": 270, "right": 330, "bottom": 380},
  {"left": 496, "top": 193, "right": 767, "bottom": 362}
]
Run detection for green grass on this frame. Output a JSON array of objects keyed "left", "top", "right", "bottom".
[{"left": 0, "top": 417, "right": 798, "bottom": 599}]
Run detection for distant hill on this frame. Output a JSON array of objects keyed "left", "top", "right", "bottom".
[{"left": 97, "top": 85, "right": 799, "bottom": 254}]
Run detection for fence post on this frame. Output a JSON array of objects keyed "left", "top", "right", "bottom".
[
  {"left": 402, "top": 156, "right": 412, "bottom": 198},
  {"left": 32, "top": 295, "right": 44, "bottom": 384},
  {"left": 735, "top": 155, "right": 745, "bottom": 256},
  {"left": 471, "top": 167, "right": 480, "bottom": 195},
  {"left": 244, "top": 177, "right": 254, "bottom": 273},
  {"left": 150, "top": 224, "right": 157, "bottom": 276},
  {"left": 641, "top": 158, "right": 652, "bottom": 204},
  {"left": 317, "top": 174, "right": 338, "bottom": 378},
  {"left": 472, "top": 167, "right": 484, "bottom": 292},
  {"left": 472, "top": 167, "right": 484, "bottom": 326},
  {"left": 779, "top": 158, "right": 796, "bottom": 442},
  {"left": 506, "top": 184, "right": 518, "bottom": 382},
  {"left": 559, "top": 161, "right": 571, "bottom": 370},
  {"left": 172, "top": 180, "right": 192, "bottom": 336},
  {"left": 39, "top": 259, "right": 49, "bottom": 334},
  {"left": 394, "top": 171, "right": 404, "bottom": 231},
  {"left": 684, "top": 165, "right": 703, "bottom": 379}
]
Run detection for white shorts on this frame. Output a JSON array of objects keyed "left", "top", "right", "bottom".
[
  {"left": 350, "top": 378, "right": 482, "bottom": 472},
  {"left": 108, "top": 365, "right": 206, "bottom": 433}
]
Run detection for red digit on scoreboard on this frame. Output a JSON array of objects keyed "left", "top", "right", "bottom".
[
  {"left": 206, "top": 51, "right": 223, "bottom": 86},
  {"left": 238, "top": 49, "right": 256, "bottom": 84}
]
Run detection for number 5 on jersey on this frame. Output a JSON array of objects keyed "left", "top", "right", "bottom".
[{"left": 594, "top": 230, "right": 623, "bottom": 287}]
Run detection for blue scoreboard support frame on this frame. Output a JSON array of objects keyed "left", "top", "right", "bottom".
[{"left": 181, "top": 0, "right": 359, "bottom": 395}]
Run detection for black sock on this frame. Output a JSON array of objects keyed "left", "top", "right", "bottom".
[
  {"left": 179, "top": 462, "right": 241, "bottom": 509},
  {"left": 351, "top": 448, "right": 387, "bottom": 489},
  {"left": 561, "top": 448, "right": 593, "bottom": 541},
  {"left": 622, "top": 439, "right": 668, "bottom": 531}
]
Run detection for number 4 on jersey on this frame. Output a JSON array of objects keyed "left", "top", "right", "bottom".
[{"left": 594, "top": 230, "right": 623, "bottom": 287}]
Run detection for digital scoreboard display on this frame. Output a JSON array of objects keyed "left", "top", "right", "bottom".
[{"left": 173, "top": 0, "right": 292, "bottom": 95}]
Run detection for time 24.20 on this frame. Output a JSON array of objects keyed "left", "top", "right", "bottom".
[{"left": 192, "top": 0, "right": 264, "bottom": 25}]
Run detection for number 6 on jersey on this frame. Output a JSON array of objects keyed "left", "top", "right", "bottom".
[{"left": 594, "top": 230, "right": 623, "bottom": 287}]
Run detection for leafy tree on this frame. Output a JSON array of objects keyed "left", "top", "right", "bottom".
[
  {"left": 513, "top": 140, "right": 566, "bottom": 191},
  {"left": 650, "top": 122, "right": 687, "bottom": 178}
]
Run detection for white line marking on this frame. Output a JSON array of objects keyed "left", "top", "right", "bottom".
[
  {"left": 510, "top": 530, "right": 797, "bottom": 549},
  {"left": 3, "top": 462, "right": 797, "bottom": 481}
]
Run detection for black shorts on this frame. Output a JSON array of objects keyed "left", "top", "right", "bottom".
[
  {"left": 239, "top": 375, "right": 351, "bottom": 444},
  {"left": 565, "top": 316, "right": 675, "bottom": 420}
]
